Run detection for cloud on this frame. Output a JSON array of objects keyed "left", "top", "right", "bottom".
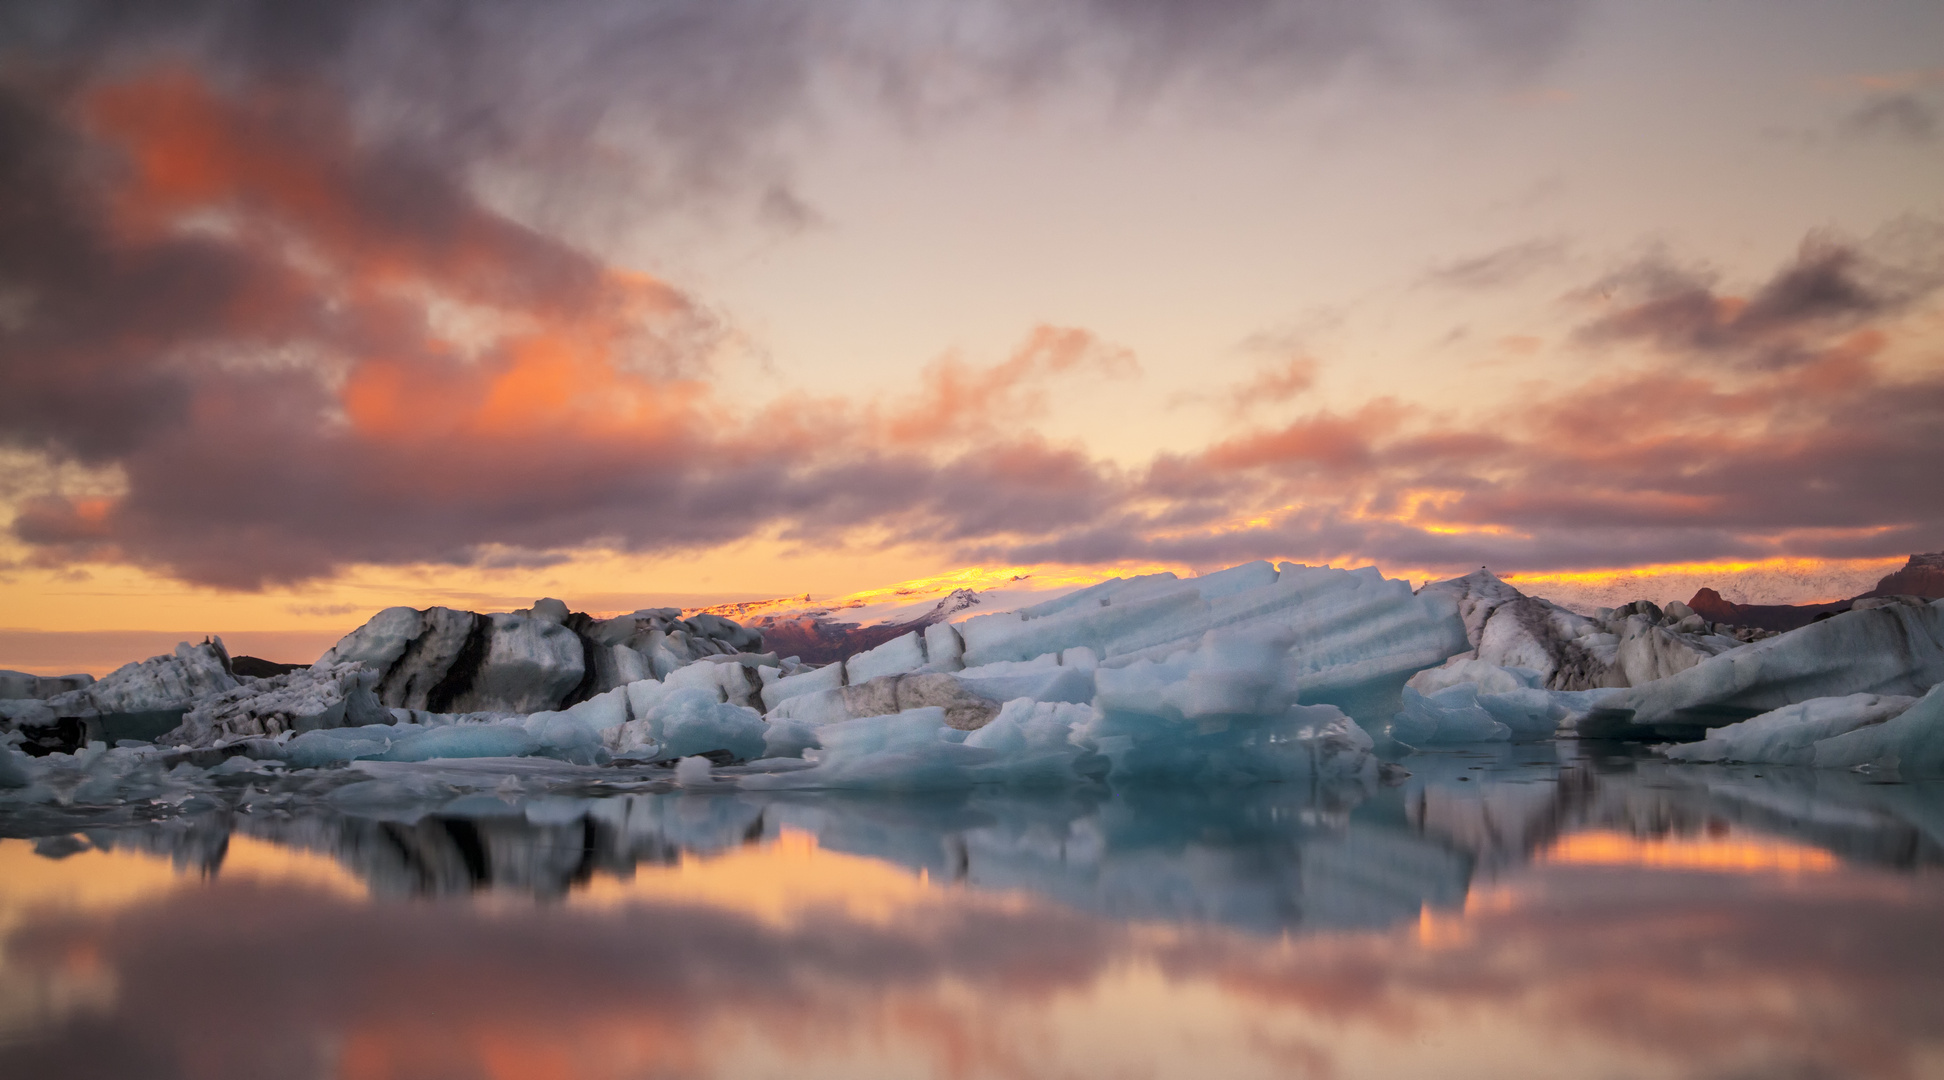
[
  {"left": 878, "top": 325, "right": 1139, "bottom": 447},
  {"left": 1840, "top": 93, "right": 1939, "bottom": 142},
  {"left": 0, "top": 8, "right": 1937, "bottom": 590},
  {"left": 1576, "top": 221, "right": 1944, "bottom": 369},
  {"left": 1225, "top": 356, "right": 1319, "bottom": 416},
  {"left": 1423, "top": 238, "right": 1567, "bottom": 290},
  {"left": 973, "top": 228, "right": 1944, "bottom": 575},
  {"left": 1, "top": 0, "right": 1590, "bottom": 236}
]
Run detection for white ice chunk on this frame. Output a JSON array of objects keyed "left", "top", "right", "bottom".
[
  {"left": 603, "top": 688, "right": 768, "bottom": 762},
  {"left": 1391, "top": 660, "right": 1570, "bottom": 743},
  {"left": 315, "top": 606, "right": 424, "bottom": 674},
  {"left": 673, "top": 756, "right": 715, "bottom": 787},
  {"left": 1807, "top": 682, "right": 1944, "bottom": 775},
  {"left": 1664, "top": 693, "right": 1918, "bottom": 765},
  {"left": 1406, "top": 658, "right": 1545, "bottom": 696},
  {"left": 1613, "top": 600, "right": 1944, "bottom": 735},
  {"left": 525, "top": 684, "right": 633, "bottom": 733},
  {"left": 844, "top": 631, "right": 927, "bottom": 683},
  {"left": 764, "top": 672, "right": 1002, "bottom": 732},
  {"left": 761, "top": 716, "right": 823, "bottom": 759},
  {"left": 759, "top": 663, "right": 843, "bottom": 712},
  {"left": 922, "top": 622, "right": 965, "bottom": 672},
  {"left": 610, "top": 644, "right": 653, "bottom": 686},
  {"left": 955, "top": 563, "right": 1466, "bottom": 729},
  {"left": 665, "top": 658, "right": 760, "bottom": 708}
]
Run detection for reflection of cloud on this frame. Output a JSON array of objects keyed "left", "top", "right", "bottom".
[{"left": 3, "top": 814, "right": 1942, "bottom": 1080}]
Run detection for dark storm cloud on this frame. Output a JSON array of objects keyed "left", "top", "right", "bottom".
[
  {"left": 4, "top": 0, "right": 1591, "bottom": 199},
  {"left": 1578, "top": 220, "right": 1944, "bottom": 369}
]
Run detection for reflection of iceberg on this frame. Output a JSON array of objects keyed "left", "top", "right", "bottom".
[
  {"left": 1398, "top": 743, "right": 1944, "bottom": 873},
  {"left": 960, "top": 790, "right": 1472, "bottom": 934},
  {"left": 45, "top": 774, "right": 1470, "bottom": 935},
  {"left": 20, "top": 739, "right": 1944, "bottom": 939}
]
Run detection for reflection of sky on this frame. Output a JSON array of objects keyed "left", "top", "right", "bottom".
[{"left": 4, "top": 772, "right": 1944, "bottom": 1079}]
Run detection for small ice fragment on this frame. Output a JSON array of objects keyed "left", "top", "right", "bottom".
[{"left": 674, "top": 755, "right": 714, "bottom": 787}]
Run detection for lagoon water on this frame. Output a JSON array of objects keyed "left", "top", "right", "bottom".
[{"left": 3, "top": 744, "right": 1942, "bottom": 1080}]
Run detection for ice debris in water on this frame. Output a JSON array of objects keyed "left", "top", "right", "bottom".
[{"left": 673, "top": 755, "right": 715, "bottom": 787}]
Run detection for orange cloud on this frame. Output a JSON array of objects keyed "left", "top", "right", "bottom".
[{"left": 878, "top": 324, "right": 1138, "bottom": 446}]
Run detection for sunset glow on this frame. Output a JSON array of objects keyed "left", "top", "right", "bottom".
[{"left": 0, "top": 0, "right": 1937, "bottom": 673}]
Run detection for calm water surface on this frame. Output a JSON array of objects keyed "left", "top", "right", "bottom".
[{"left": 3, "top": 743, "right": 1942, "bottom": 1080}]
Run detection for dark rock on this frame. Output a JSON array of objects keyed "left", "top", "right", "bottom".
[
  {"left": 1686, "top": 587, "right": 1850, "bottom": 632},
  {"left": 320, "top": 601, "right": 769, "bottom": 715},
  {"left": 229, "top": 656, "right": 307, "bottom": 679},
  {"left": 16, "top": 716, "right": 87, "bottom": 757},
  {"left": 1684, "top": 551, "right": 1944, "bottom": 633},
  {"left": 1859, "top": 553, "right": 1944, "bottom": 600}
]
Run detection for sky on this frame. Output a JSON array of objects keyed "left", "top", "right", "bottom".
[{"left": 1, "top": 0, "right": 1941, "bottom": 670}]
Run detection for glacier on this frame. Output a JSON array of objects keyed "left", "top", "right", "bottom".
[{"left": 6, "top": 559, "right": 1944, "bottom": 805}]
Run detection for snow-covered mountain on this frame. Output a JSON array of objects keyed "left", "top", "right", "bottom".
[{"left": 1686, "top": 552, "right": 1944, "bottom": 631}]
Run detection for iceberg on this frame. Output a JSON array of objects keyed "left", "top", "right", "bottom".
[
  {"left": 1418, "top": 569, "right": 1746, "bottom": 692},
  {"left": 0, "top": 670, "right": 95, "bottom": 699},
  {"left": 1588, "top": 598, "right": 1944, "bottom": 740},
  {"left": 163, "top": 662, "right": 391, "bottom": 745},
  {"left": 14, "top": 557, "right": 1928, "bottom": 791},
  {"left": 317, "top": 598, "right": 774, "bottom": 715},
  {"left": 9, "top": 640, "right": 240, "bottom": 750},
  {"left": 955, "top": 561, "right": 1468, "bottom": 726}
]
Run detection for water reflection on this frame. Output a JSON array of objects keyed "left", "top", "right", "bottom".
[{"left": 2, "top": 747, "right": 1943, "bottom": 1079}]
